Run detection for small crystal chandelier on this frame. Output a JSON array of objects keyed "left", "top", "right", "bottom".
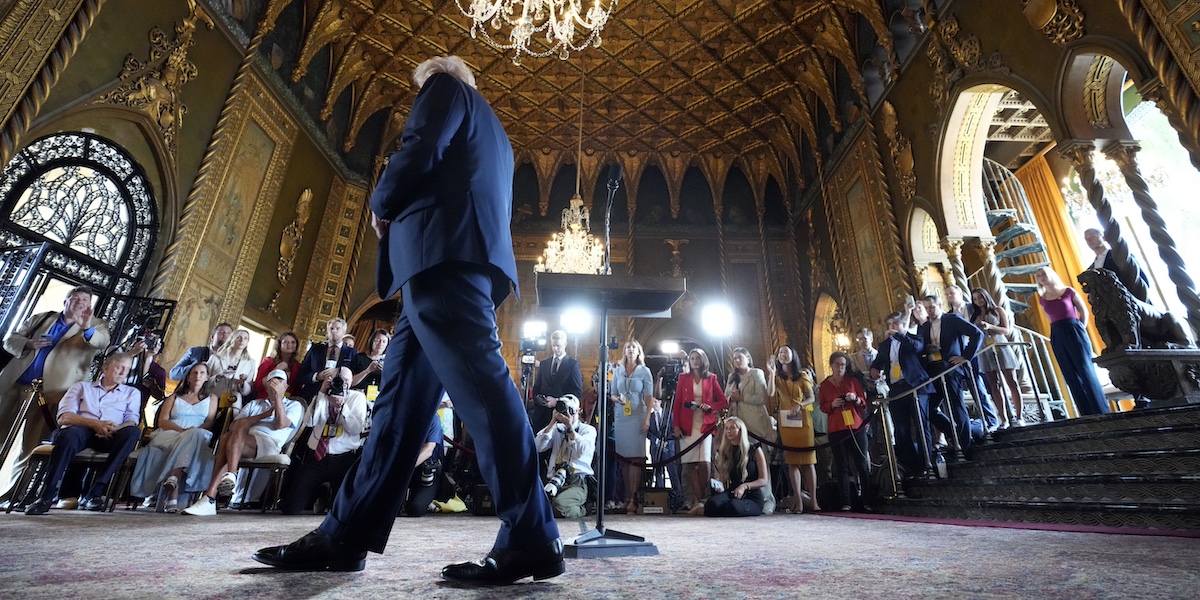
[
  {"left": 456, "top": 0, "right": 617, "bottom": 63},
  {"left": 534, "top": 64, "right": 608, "bottom": 275}
]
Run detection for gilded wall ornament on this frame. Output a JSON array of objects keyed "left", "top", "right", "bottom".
[
  {"left": 925, "top": 15, "right": 1009, "bottom": 112},
  {"left": 277, "top": 188, "right": 313, "bottom": 284},
  {"left": 880, "top": 101, "right": 917, "bottom": 200},
  {"left": 1023, "top": 0, "right": 1086, "bottom": 47},
  {"left": 1084, "top": 55, "right": 1115, "bottom": 129},
  {"left": 93, "top": 2, "right": 213, "bottom": 158}
]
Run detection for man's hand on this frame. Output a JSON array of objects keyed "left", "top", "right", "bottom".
[
  {"left": 79, "top": 305, "right": 93, "bottom": 330},
  {"left": 266, "top": 377, "right": 287, "bottom": 402},
  {"left": 318, "top": 367, "right": 338, "bottom": 382},
  {"left": 949, "top": 356, "right": 968, "bottom": 366},
  {"left": 543, "top": 395, "right": 558, "bottom": 408},
  {"left": 371, "top": 213, "right": 390, "bottom": 239},
  {"left": 729, "top": 389, "right": 743, "bottom": 403},
  {"left": 870, "top": 368, "right": 881, "bottom": 380},
  {"left": 24, "top": 337, "right": 52, "bottom": 351},
  {"left": 93, "top": 420, "right": 117, "bottom": 438},
  {"left": 328, "top": 393, "right": 346, "bottom": 409}
]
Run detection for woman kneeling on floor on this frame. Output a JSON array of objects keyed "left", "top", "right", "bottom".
[{"left": 703, "top": 417, "right": 768, "bottom": 517}]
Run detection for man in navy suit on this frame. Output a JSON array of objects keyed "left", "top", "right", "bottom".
[
  {"left": 296, "top": 318, "right": 359, "bottom": 402},
  {"left": 918, "top": 295, "right": 983, "bottom": 456},
  {"left": 254, "top": 56, "right": 561, "bottom": 584},
  {"left": 529, "top": 330, "right": 582, "bottom": 432},
  {"left": 872, "top": 308, "right": 933, "bottom": 477}
]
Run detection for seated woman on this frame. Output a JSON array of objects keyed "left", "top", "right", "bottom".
[
  {"left": 703, "top": 417, "right": 768, "bottom": 517},
  {"left": 251, "top": 331, "right": 301, "bottom": 400},
  {"left": 129, "top": 363, "right": 218, "bottom": 512}
]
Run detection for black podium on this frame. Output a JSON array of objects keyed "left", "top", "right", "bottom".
[{"left": 535, "top": 272, "right": 686, "bottom": 558}]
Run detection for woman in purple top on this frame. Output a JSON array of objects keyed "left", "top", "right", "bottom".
[{"left": 1035, "top": 267, "right": 1110, "bottom": 416}]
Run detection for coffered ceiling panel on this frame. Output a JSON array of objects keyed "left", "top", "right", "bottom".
[{"left": 274, "top": 0, "right": 893, "bottom": 193}]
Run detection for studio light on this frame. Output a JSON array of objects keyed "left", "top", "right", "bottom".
[
  {"left": 701, "top": 303, "right": 735, "bottom": 338},
  {"left": 660, "top": 340, "right": 680, "bottom": 355},
  {"left": 520, "top": 320, "right": 548, "bottom": 355},
  {"left": 561, "top": 307, "right": 592, "bottom": 335}
]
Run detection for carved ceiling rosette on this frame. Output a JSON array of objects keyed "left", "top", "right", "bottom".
[{"left": 1023, "top": 0, "right": 1085, "bottom": 47}]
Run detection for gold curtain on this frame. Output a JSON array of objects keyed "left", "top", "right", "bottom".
[{"left": 1014, "top": 153, "right": 1104, "bottom": 351}]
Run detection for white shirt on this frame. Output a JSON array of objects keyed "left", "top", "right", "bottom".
[
  {"left": 534, "top": 421, "right": 596, "bottom": 479},
  {"left": 306, "top": 388, "right": 369, "bottom": 456},
  {"left": 1092, "top": 249, "right": 1108, "bottom": 270},
  {"left": 887, "top": 337, "right": 902, "bottom": 383},
  {"left": 237, "top": 396, "right": 304, "bottom": 449}
]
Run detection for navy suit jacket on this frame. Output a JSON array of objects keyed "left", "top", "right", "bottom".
[
  {"left": 529, "top": 355, "right": 582, "bottom": 430},
  {"left": 297, "top": 342, "right": 359, "bottom": 401},
  {"left": 872, "top": 333, "right": 932, "bottom": 393},
  {"left": 918, "top": 312, "right": 983, "bottom": 364},
  {"left": 369, "top": 72, "right": 518, "bottom": 306},
  {"left": 1101, "top": 251, "right": 1151, "bottom": 301}
]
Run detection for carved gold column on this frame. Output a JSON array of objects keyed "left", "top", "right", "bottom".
[
  {"left": 756, "top": 205, "right": 783, "bottom": 348},
  {"left": 939, "top": 236, "right": 967, "bottom": 290},
  {"left": 967, "top": 238, "right": 1011, "bottom": 313},
  {"left": 0, "top": 0, "right": 103, "bottom": 166},
  {"left": 1104, "top": 141, "right": 1200, "bottom": 339},
  {"left": 1058, "top": 141, "right": 1150, "bottom": 301},
  {"left": 915, "top": 264, "right": 931, "bottom": 297}
]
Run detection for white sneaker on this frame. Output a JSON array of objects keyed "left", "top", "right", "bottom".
[
  {"left": 216, "top": 472, "right": 237, "bottom": 497},
  {"left": 182, "top": 496, "right": 217, "bottom": 516}
]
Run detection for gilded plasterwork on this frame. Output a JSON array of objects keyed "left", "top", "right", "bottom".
[
  {"left": 277, "top": 188, "right": 313, "bottom": 285},
  {"left": 824, "top": 122, "right": 908, "bottom": 331},
  {"left": 1084, "top": 56, "right": 1116, "bottom": 129},
  {"left": 158, "top": 71, "right": 297, "bottom": 361},
  {"left": 295, "top": 176, "right": 367, "bottom": 341},
  {"left": 925, "top": 15, "right": 1010, "bottom": 112},
  {"left": 1023, "top": 0, "right": 1086, "bottom": 46},
  {"left": 951, "top": 92, "right": 993, "bottom": 231}
]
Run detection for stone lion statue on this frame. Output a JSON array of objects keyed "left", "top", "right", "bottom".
[{"left": 1077, "top": 268, "right": 1193, "bottom": 352}]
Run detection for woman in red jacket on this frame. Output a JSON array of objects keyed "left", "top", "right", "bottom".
[
  {"left": 672, "top": 348, "right": 729, "bottom": 511},
  {"left": 818, "top": 351, "right": 871, "bottom": 511}
]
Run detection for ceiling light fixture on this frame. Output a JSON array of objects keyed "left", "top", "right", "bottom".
[{"left": 456, "top": 0, "right": 616, "bottom": 64}]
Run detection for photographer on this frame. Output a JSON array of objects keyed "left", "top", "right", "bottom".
[
  {"left": 401, "top": 398, "right": 449, "bottom": 518},
  {"left": 818, "top": 351, "right": 871, "bottom": 512},
  {"left": 279, "top": 367, "right": 368, "bottom": 515},
  {"left": 533, "top": 395, "right": 595, "bottom": 518}
]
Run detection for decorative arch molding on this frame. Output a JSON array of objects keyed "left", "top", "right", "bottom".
[
  {"left": 0, "top": 131, "right": 159, "bottom": 297},
  {"left": 26, "top": 105, "right": 181, "bottom": 276},
  {"left": 936, "top": 77, "right": 1059, "bottom": 240},
  {"left": 1058, "top": 47, "right": 1138, "bottom": 143}
]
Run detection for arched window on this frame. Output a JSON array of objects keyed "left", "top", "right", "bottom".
[{"left": 0, "top": 132, "right": 158, "bottom": 299}]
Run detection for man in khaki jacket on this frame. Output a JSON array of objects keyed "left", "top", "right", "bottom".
[{"left": 1, "top": 286, "right": 110, "bottom": 498}]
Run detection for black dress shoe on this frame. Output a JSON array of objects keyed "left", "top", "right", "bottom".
[
  {"left": 253, "top": 529, "right": 367, "bottom": 572},
  {"left": 24, "top": 498, "right": 52, "bottom": 516},
  {"left": 441, "top": 539, "right": 565, "bottom": 586}
]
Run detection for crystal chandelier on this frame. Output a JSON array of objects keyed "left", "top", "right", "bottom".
[
  {"left": 534, "top": 193, "right": 608, "bottom": 274},
  {"left": 456, "top": 0, "right": 617, "bottom": 63}
]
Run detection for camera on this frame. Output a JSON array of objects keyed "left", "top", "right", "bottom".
[
  {"left": 659, "top": 357, "right": 685, "bottom": 396},
  {"left": 328, "top": 373, "right": 346, "bottom": 397},
  {"left": 418, "top": 456, "right": 439, "bottom": 487},
  {"left": 555, "top": 399, "right": 575, "bottom": 416},
  {"left": 543, "top": 463, "right": 569, "bottom": 497},
  {"left": 684, "top": 401, "right": 700, "bottom": 410}
]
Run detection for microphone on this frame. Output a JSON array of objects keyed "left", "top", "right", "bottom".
[{"left": 607, "top": 163, "right": 623, "bottom": 187}]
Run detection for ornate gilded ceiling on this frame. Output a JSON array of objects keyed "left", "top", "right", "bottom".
[{"left": 264, "top": 0, "right": 895, "bottom": 204}]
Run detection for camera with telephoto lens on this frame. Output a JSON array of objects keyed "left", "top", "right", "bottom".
[
  {"left": 555, "top": 399, "right": 575, "bottom": 416},
  {"left": 328, "top": 373, "right": 346, "bottom": 397},
  {"left": 418, "top": 456, "right": 438, "bottom": 487},
  {"left": 543, "top": 463, "right": 569, "bottom": 497},
  {"left": 660, "top": 357, "right": 685, "bottom": 395},
  {"left": 684, "top": 401, "right": 700, "bottom": 410}
]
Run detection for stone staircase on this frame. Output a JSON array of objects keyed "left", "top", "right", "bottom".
[{"left": 883, "top": 404, "right": 1200, "bottom": 530}]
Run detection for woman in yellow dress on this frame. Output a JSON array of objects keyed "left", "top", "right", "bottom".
[{"left": 765, "top": 345, "right": 820, "bottom": 513}]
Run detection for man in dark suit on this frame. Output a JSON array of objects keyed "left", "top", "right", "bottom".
[
  {"left": 1083, "top": 228, "right": 1151, "bottom": 302},
  {"left": 872, "top": 308, "right": 933, "bottom": 478},
  {"left": 529, "top": 330, "right": 582, "bottom": 432},
  {"left": 918, "top": 295, "right": 983, "bottom": 456},
  {"left": 254, "top": 56, "right": 561, "bottom": 584},
  {"left": 296, "top": 318, "right": 359, "bottom": 402}
]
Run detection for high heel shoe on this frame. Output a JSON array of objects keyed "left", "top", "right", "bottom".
[{"left": 625, "top": 500, "right": 637, "bottom": 514}]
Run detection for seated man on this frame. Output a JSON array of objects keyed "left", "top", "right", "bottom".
[
  {"left": 25, "top": 352, "right": 140, "bottom": 515},
  {"left": 533, "top": 394, "right": 595, "bottom": 519},
  {"left": 279, "top": 367, "right": 367, "bottom": 515},
  {"left": 183, "top": 369, "right": 302, "bottom": 515}
]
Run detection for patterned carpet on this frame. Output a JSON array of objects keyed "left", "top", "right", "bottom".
[{"left": 1, "top": 509, "right": 1197, "bottom": 599}]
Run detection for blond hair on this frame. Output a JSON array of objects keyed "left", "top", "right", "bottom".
[
  {"left": 1035, "top": 267, "right": 1066, "bottom": 296},
  {"left": 715, "top": 417, "right": 752, "bottom": 485}
]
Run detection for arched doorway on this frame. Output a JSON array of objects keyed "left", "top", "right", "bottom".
[{"left": 0, "top": 132, "right": 158, "bottom": 331}]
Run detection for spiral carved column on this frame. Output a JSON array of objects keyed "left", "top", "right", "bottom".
[
  {"left": 150, "top": 5, "right": 278, "bottom": 296},
  {"left": 1118, "top": 0, "right": 1200, "bottom": 174},
  {"left": 624, "top": 199, "right": 637, "bottom": 343},
  {"left": 0, "top": 0, "right": 105, "bottom": 166},
  {"left": 1104, "top": 141, "right": 1200, "bottom": 340},
  {"left": 757, "top": 207, "right": 783, "bottom": 349},
  {"left": 939, "top": 236, "right": 967, "bottom": 291},
  {"left": 1059, "top": 141, "right": 1150, "bottom": 302},
  {"left": 967, "top": 238, "right": 1011, "bottom": 314}
]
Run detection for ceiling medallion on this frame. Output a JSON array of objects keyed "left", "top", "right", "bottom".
[{"left": 456, "top": 0, "right": 616, "bottom": 63}]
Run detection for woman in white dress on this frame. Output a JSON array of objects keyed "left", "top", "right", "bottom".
[
  {"left": 129, "top": 363, "right": 218, "bottom": 511},
  {"left": 610, "top": 339, "right": 657, "bottom": 514}
]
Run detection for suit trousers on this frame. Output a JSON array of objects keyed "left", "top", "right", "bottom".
[
  {"left": 41, "top": 424, "right": 139, "bottom": 502},
  {"left": 319, "top": 264, "right": 557, "bottom": 553},
  {"left": 929, "top": 362, "right": 973, "bottom": 453},
  {"left": 829, "top": 427, "right": 871, "bottom": 508},
  {"left": 888, "top": 383, "right": 932, "bottom": 476}
]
